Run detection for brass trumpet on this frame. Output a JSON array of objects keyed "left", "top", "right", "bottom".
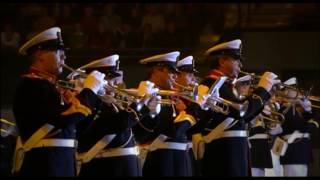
[
  {"left": 270, "top": 82, "right": 320, "bottom": 110},
  {"left": 239, "top": 71, "right": 298, "bottom": 91},
  {"left": 256, "top": 114, "right": 283, "bottom": 129},
  {"left": 262, "top": 110, "right": 285, "bottom": 129},
  {"left": 272, "top": 96, "right": 320, "bottom": 110},
  {"left": 122, "top": 88, "right": 192, "bottom": 104},
  {"left": 309, "top": 95, "right": 320, "bottom": 102},
  {"left": 56, "top": 79, "right": 125, "bottom": 109},
  {"left": 205, "top": 97, "right": 249, "bottom": 116},
  {"left": 261, "top": 110, "right": 285, "bottom": 124},
  {"left": 61, "top": 64, "right": 175, "bottom": 107},
  {"left": 107, "top": 86, "right": 176, "bottom": 105},
  {"left": 123, "top": 86, "right": 249, "bottom": 115},
  {"left": 172, "top": 81, "right": 198, "bottom": 93},
  {"left": 62, "top": 64, "right": 88, "bottom": 79}
]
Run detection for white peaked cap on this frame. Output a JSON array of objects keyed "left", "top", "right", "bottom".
[
  {"left": 80, "top": 54, "right": 120, "bottom": 69},
  {"left": 283, "top": 77, "right": 297, "bottom": 86},
  {"left": 205, "top": 39, "right": 242, "bottom": 56},
  {"left": 236, "top": 75, "right": 252, "bottom": 83},
  {"left": 177, "top": 56, "right": 193, "bottom": 67},
  {"left": 19, "top": 27, "right": 63, "bottom": 55},
  {"left": 67, "top": 54, "right": 119, "bottom": 79},
  {"left": 140, "top": 51, "right": 180, "bottom": 64}
]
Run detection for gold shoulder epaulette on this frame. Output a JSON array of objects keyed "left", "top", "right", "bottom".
[{"left": 174, "top": 111, "right": 196, "bottom": 126}]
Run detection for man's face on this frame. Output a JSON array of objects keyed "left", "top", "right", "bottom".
[
  {"left": 220, "top": 56, "right": 242, "bottom": 79},
  {"left": 237, "top": 84, "right": 251, "bottom": 96},
  {"left": 107, "top": 76, "right": 117, "bottom": 87},
  {"left": 175, "top": 72, "right": 196, "bottom": 88},
  {"left": 155, "top": 67, "right": 177, "bottom": 90},
  {"left": 103, "top": 76, "right": 116, "bottom": 96},
  {"left": 113, "top": 71, "right": 124, "bottom": 87},
  {"left": 285, "top": 89, "right": 299, "bottom": 99},
  {"left": 39, "top": 49, "right": 66, "bottom": 75}
]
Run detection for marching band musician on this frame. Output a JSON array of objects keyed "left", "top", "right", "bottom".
[
  {"left": 199, "top": 39, "right": 281, "bottom": 176},
  {"left": 12, "top": 27, "right": 106, "bottom": 176},
  {"left": 235, "top": 75, "right": 282, "bottom": 176},
  {"left": 273, "top": 82, "right": 319, "bottom": 176},
  {"left": 71, "top": 54, "right": 161, "bottom": 177},
  {"left": 174, "top": 55, "right": 210, "bottom": 176},
  {"left": 132, "top": 51, "right": 208, "bottom": 176},
  {"left": 174, "top": 55, "right": 199, "bottom": 176}
]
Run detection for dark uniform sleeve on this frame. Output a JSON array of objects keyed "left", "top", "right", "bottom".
[
  {"left": 13, "top": 78, "right": 90, "bottom": 140},
  {"left": 108, "top": 102, "right": 144, "bottom": 131},
  {"left": 133, "top": 104, "right": 191, "bottom": 143},
  {"left": 279, "top": 105, "right": 316, "bottom": 134},
  {"left": 77, "top": 88, "right": 102, "bottom": 110},
  {"left": 13, "top": 79, "right": 55, "bottom": 139},
  {"left": 56, "top": 88, "right": 102, "bottom": 128},
  {"left": 241, "top": 87, "right": 271, "bottom": 122},
  {"left": 132, "top": 105, "right": 161, "bottom": 144},
  {"left": 304, "top": 110, "right": 320, "bottom": 131},
  {"left": 185, "top": 102, "right": 215, "bottom": 135},
  {"left": 174, "top": 121, "right": 193, "bottom": 139}
]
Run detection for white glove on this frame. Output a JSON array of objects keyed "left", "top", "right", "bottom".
[
  {"left": 148, "top": 95, "right": 162, "bottom": 116},
  {"left": 198, "top": 94, "right": 211, "bottom": 110},
  {"left": 298, "top": 98, "right": 312, "bottom": 112},
  {"left": 268, "top": 124, "right": 283, "bottom": 135},
  {"left": 197, "top": 85, "right": 209, "bottom": 97},
  {"left": 258, "top": 72, "right": 281, "bottom": 92},
  {"left": 137, "top": 81, "right": 159, "bottom": 97},
  {"left": 196, "top": 85, "right": 210, "bottom": 110},
  {"left": 83, "top": 70, "right": 107, "bottom": 94},
  {"left": 262, "top": 104, "right": 272, "bottom": 115}
]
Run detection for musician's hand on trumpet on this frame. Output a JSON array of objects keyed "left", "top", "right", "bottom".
[
  {"left": 137, "top": 81, "right": 159, "bottom": 100},
  {"left": 262, "top": 103, "right": 272, "bottom": 115},
  {"left": 195, "top": 85, "right": 211, "bottom": 110},
  {"left": 297, "top": 98, "right": 312, "bottom": 112},
  {"left": 83, "top": 70, "right": 107, "bottom": 95},
  {"left": 258, "top": 71, "right": 281, "bottom": 92},
  {"left": 134, "top": 80, "right": 158, "bottom": 107},
  {"left": 147, "top": 95, "right": 162, "bottom": 117}
]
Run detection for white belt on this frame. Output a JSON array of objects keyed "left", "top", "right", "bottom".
[
  {"left": 33, "top": 139, "right": 76, "bottom": 148},
  {"left": 220, "top": 130, "right": 247, "bottom": 138},
  {"left": 95, "top": 146, "right": 139, "bottom": 158},
  {"left": 187, "top": 142, "right": 193, "bottom": 149},
  {"left": 248, "top": 133, "right": 269, "bottom": 140},
  {"left": 202, "top": 118, "right": 237, "bottom": 143},
  {"left": 283, "top": 133, "right": 310, "bottom": 141},
  {"left": 156, "top": 142, "right": 188, "bottom": 151},
  {"left": 76, "top": 134, "right": 116, "bottom": 163}
]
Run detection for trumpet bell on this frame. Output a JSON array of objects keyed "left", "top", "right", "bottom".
[
  {"left": 205, "top": 96, "right": 249, "bottom": 116},
  {"left": 309, "top": 95, "right": 320, "bottom": 102}
]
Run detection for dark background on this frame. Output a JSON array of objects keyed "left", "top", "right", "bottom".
[{"left": 1, "top": 3, "right": 319, "bottom": 176}]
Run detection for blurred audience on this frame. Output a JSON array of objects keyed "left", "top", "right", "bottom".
[
  {"left": 1, "top": 23, "right": 20, "bottom": 51},
  {"left": 2, "top": 3, "right": 229, "bottom": 50}
]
